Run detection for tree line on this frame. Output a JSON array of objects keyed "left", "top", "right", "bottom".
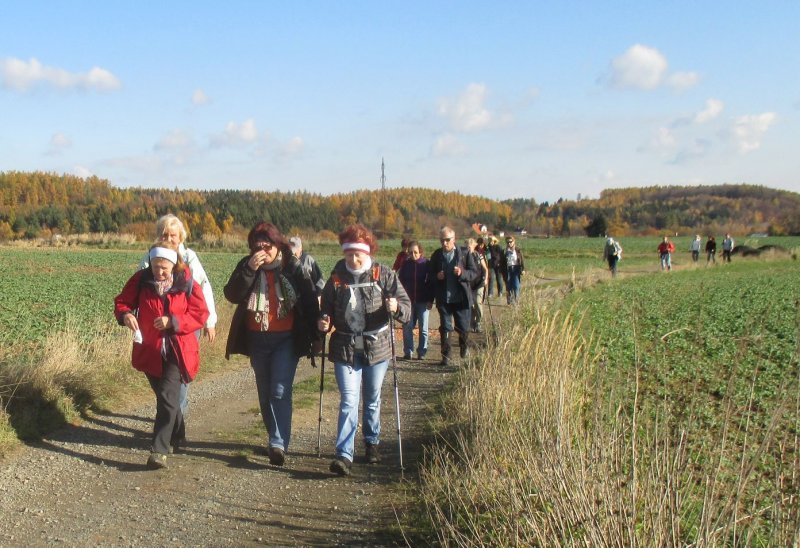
[{"left": 1, "top": 171, "right": 799, "bottom": 241}]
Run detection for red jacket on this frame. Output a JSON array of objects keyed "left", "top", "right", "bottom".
[
  {"left": 114, "top": 269, "right": 209, "bottom": 380},
  {"left": 657, "top": 241, "right": 675, "bottom": 254}
]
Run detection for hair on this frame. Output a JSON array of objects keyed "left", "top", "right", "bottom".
[
  {"left": 149, "top": 241, "right": 187, "bottom": 273},
  {"left": 466, "top": 238, "right": 476, "bottom": 248},
  {"left": 408, "top": 240, "right": 423, "bottom": 256},
  {"left": 440, "top": 226, "right": 455, "bottom": 239},
  {"left": 401, "top": 237, "right": 411, "bottom": 249},
  {"left": 476, "top": 236, "right": 485, "bottom": 246},
  {"left": 155, "top": 214, "right": 188, "bottom": 243},
  {"left": 247, "top": 221, "right": 293, "bottom": 268},
  {"left": 338, "top": 223, "right": 378, "bottom": 255}
]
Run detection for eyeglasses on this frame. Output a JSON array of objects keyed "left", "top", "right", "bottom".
[
  {"left": 256, "top": 241, "right": 274, "bottom": 251},
  {"left": 440, "top": 237, "right": 453, "bottom": 243}
]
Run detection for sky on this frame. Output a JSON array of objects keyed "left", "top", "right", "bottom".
[{"left": 1, "top": 1, "right": 799, "bottom": 203}]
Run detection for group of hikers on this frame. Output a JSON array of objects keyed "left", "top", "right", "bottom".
[
  {"left": 114, "top": 217, "right": 525, "bottom": 477},
  {"left": 603, "top": 233, "right": 736, "bottom": 276}
]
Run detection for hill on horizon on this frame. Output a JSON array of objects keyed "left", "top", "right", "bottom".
[{"left": 1, "top": 171, "right": 799, "bottom": 241}]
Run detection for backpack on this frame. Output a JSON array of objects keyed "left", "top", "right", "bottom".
[{"left": 470, "top": 251, "right": 486, "bottom": 289}]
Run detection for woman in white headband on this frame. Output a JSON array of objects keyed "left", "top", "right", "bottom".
[
  {"left": 114, "top": 241, "right": 210, "bottom": 469},
  {"left": 318, "top": 223, "right": 411, "bottom": 476}
]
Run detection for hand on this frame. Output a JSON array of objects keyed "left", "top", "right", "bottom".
[
  {"left": 247, "top": 251, "right": 268, "bottom": 270},
  {"left": 153, "top": 316, "right": 171, "bottom": 331},
  {"left": 204, "top": 327, "right": 216, "bottom": 343},
  {"left": 453, "top": 265, "right": 462, "bottom": 276},
  {"left": 386, "top": 298, "right": 398, "bottom": 313},
  {"left": 123, "top": 313, "right": 139, "bottom": 332},
  {"left": 318, "top": 314, "right": 330, "bottom": 332}
]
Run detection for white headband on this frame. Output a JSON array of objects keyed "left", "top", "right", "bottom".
[
  {"left": 149, "top": 247, "right": 178, "bottom": 264},
  {"left": 342, "top": 242, "right": 371, "bottom": 254}
]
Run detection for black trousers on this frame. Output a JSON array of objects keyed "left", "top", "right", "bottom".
[
  {"left": 437, "top": 302, "right": 470, "bottom": 358},
  {"left": 146, "top": 361, "right": 186, "bottom": 455}
]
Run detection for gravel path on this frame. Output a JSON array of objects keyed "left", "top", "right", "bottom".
[{"left": 0, "top": 316, "right": 469, "bottom": 546}]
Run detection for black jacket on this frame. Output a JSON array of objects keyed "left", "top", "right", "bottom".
[
  {"left": 223, "top": 254, "right": 320, "bottom": 359},
  {"left": 428, "top": 246, "right": 480, "bottom": 309}
]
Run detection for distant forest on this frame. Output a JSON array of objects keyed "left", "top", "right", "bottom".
[{"left": 1, "top": 171, "right": 799, "bottom": 241}]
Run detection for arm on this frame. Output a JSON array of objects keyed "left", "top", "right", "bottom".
[
  {"left": 458, "top": 250, "right": 479, "bottom": 285},
  {"left": 185, "top": 250, "right": 218, "bottom": 328},
  {"left": 114, "top": 271, "right": 143, "bottom": 331},
  {"left": 170, "top": 280, "right": 210, "bottom": 335},
  {"left": 223, "top": 256, "right": 257, "bottom": 304},
  {"left": 384, "top": 267, "right": 412, "bottom": 324}
]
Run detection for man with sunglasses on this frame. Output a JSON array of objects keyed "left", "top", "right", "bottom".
[{"left": 428, "top": 226, "right": 480, "bottom": 366}]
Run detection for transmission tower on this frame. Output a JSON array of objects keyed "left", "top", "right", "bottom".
[{"left": 380, "top": 157, "right": 387, "bottom": 237}]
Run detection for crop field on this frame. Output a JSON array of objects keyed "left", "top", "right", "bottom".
[{"left": 565, "top": 259, "right": 800, "bottom": 537}]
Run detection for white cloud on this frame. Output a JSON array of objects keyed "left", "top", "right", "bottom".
[
  {"left": 155, "top": 129, "right": 196, "bottom": 166},
  {"left": 46, "top": 132, "right": 72, "bottom": 155},
  {"left": 666, "top": 71, "right": 700, "bottom": 91},
  {"left": 732, "top": 112, "right": 776, "bottom": 153},
  {"left": 1, "top": 57, "right": 121, "bottom": 92},
  {"left": 607, "top": 45, "right": 698, "bottom": 92},
  {"left": 284, "top": 136, "right": 304, "bottom": 155},
  {"left": 72, "top": 166, "right": 93, "bottom": 178},
  {"left": 438, "top": 83, "right": 494, "bottom": 132},
  {"left": 432, "top": 133, "right": 466, "bottom": 157},
  {"left": 609, "top": 45, "right": 667, "bottom": 90},
  {"left": 192, "top": 88, "right": 209, "bottom": 106},
  {"left": 210, "top": 119, "right": 259, "bottom": 148},
  {"left": 694, "top": 98, "right": 724, "bottom": 124}
]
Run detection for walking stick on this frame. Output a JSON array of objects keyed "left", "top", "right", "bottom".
[
  {"left": 385, "top": 299, "right": 405, "bottom": 475},
  {"left": 316, "top": 320, "right": 328, "bottom": 458}
]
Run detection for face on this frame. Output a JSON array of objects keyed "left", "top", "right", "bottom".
[
  {"left": 344, "top": 250, "right": 370, "bottom": 270},
  {"left": 254, "top": 240, "right": 279, "bottom": 264},
  {"left": 466, "top": 241, "right": 475, "bottom": 251},
  {"left": 506, "top": 239, "right": 514, "bottom": 247},
  {"left": 161, "top": 227, "right": 182, "bottom": 246},
  {"left": 440, "top": 233, "right": 455, "bottom": 252},
  {"left": 150, "top": 258, "right": 175, "bottom": 281},
  {"left": 409, "top": 245, "right": 421, "bottom": 260}
]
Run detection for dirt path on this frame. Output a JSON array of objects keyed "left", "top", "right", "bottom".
[{"left": 0, "top": 302, "right": 500, "bottom": 546}]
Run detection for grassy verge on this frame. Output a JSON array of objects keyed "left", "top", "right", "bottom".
[{"left": 416, "top": 265, "right": 800, "bottom": 545}]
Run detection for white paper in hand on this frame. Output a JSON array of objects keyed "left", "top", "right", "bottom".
[{"left": 133, "top": 329, "right": 143, "bottom": 344}]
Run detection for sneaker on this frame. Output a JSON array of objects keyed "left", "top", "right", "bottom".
[
  {"left": 268, "top": 446, "right": 285, "bottom": 466},
  {"left": 146, "top": 452, "right": 167, "bottom": 470},
  {"left": 329, "top": 456, "right": 352, "bottom": 476},
  {"left": 365, "top": 443, "right": 381, "bottom": 464}
]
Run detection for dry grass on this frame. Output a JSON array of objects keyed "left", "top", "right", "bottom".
[{"left": 417, "top": 293, "right": 800, "bottom": 546}]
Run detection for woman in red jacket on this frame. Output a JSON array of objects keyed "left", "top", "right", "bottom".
[{"left": 114, "top": 241, "right": 209, "bottom": 469}]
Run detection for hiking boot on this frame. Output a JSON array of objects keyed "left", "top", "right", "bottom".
[
  {"left": 365, "top": 443, "right": 381, "bottom": 464},
  {"left": 146, "top": 452, "right": 168, "bottom": 470},
  {"left": 439, "top": 356, "right": 450, "bottom": 367},
  {"left": 329, "top": 456, "right": 352, "bottom": 476},
  {"left": 268, "top": 446, "right": 286, "bottom": 466},
  {"left": 403, "top": 353, "right": 412, "bottom": 360},
  {"left": 460, "top": 346, "right": 469, "bottom": 359}
]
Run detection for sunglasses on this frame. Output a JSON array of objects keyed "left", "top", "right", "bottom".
[
  {"left": 440, "top": 237, "right": 453, "bottom": 243},
  {"left": 255, "top": 241, "right": 274, "bottom": 251}
]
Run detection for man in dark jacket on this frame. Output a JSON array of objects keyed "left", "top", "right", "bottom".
[
  {"left": 428, "top": 226, "right": 480, "bottom": 365},
  {"left": 487, "top": 236, "right": 504, "bottom": 297}
]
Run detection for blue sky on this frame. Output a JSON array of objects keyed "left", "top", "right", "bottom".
[{"left": 1, "top": 1, "right": 798, "bottom": 202}]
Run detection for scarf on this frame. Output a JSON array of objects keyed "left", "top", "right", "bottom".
[
  {"left": 245, "top": 254, "right": 297, "bottom": 331},
  {"left": 155, "top": 274, "right": 174, "bottom": 296},
  {"left": 344, "top": 256, "right": 374, "bottom": 313}
]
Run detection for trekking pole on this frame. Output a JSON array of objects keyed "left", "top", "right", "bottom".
[
  {"left": 385, "top": 299, "right": 405, "bottom": 476},
  {"left": 316, "top": 318, "right": 328, "bottom": 458}
]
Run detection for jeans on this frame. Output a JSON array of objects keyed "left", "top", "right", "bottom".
[
  {"left": 506, "top": 266, "right": 521, "bottom": 304},
  {"left": 333, "top": 356, "right": 389, "bottom": 461},
  {"left": 145, "top": 361, "right": 185, "bottom": 455},
  {"left": 691, "top": 250, "right": 699, "bottom": 262},
  {"left": 402, "top": 302, "right": 429, "bottom": 357},
  {"left": 247, "top": 330, "right": 299, "bottom": 451},
  {"left": 660, "top": 253, "right": 672, "bottom": 271},
  {"left": 608, "top": 256, "right": 619, "bottom": 276},
  {"left": 437, "top": 301, "right": 470, "bottom": 357}
]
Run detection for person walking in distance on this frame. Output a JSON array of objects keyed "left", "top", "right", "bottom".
[
  {"left": 428, "top": 226, "right": 480, "bottom": 366},
  {"left": 658, "top": 236, "right": 675, "bottom": 271},
  {"left": 722, "top": 233, "right": 735, "bottom": 263},
  {"left": 603, "top": 236, "right": 623, "bottom": 277},
  {"left": 705, "top": 236, "right": 717, "bottom": 265},
  {"left": 465, "top": 238, "right": 488, "bottom": 332},
  {"left": 317, "top": 224, "right": 411, "bottom": 476},
  {"left": 500, "top": 236, "right": 525, "bottom": 304},
  {"left": 487, "top": 236, "right": 504, "bottom": 298},
  {"left": 690, "top": 234, "right": 702, "bottom": 263}
]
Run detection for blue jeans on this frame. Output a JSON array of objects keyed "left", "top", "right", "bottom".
[
  {"left": 247, "top": 331, "right": 299, "bottom": 451},
  {"left": 506, "top": 266, "right": 521, "bottom": 304},
  {"left": 402, "top": 302, "right": 429, "bottom": 357},
  {"left": 437, "top": 301, "right": 470, "bottom": 357},
  {"left": 333, "top": 356, "right": 389, "bottom": 461},
  {"left": 660, "top": 253, "right": 672, "bottom": 271}
]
